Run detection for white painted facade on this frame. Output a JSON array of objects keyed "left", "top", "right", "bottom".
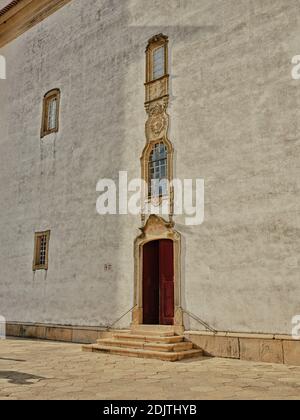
[{"left": 0, "top": 0, "right": 300, "bottom": 334}]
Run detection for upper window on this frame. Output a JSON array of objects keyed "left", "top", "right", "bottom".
[
  {"left": 152, "top": 46, "right": 165, "bottom": 80},
  {"left": 146, "top": 34, "right": 168, "bottom": 83},
  {"left": 148, "top": 142, "right": 168, "bottom": 198},
  {"left": 41, "top": 89, "right": 60, "bottom": 138},
  {"left": 33, "top": 231, "right": 50, "bottom": 271}
]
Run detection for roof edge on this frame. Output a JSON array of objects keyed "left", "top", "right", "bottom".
[{"left": 0, "top": 0, "right": 72, "bottom": 48}]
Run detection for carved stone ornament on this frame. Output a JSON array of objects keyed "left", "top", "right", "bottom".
[
  {"left": 142, "top": 33, "right": 173, "bottom": 217},
  {"left": 146, "top": 101, "right": 169, "bottom": 141},
  {"left": 147, "top": 78, "right": 168, "bottom": 102},
  {"left": 151, "top": 79, "right": 164, "bottom": 97},
  {"left": 149, "top": 102, "right": 166, "bottom": 117},
  {"left": 146, "top": 33, "right": 169, "bottom": 52},
  {"left": 139, "top": 215, "right": 176, "bottom": 240}
]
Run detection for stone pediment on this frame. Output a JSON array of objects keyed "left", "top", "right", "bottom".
[{"left": 139, "top": 215, "right": 179, "bottom": 241}]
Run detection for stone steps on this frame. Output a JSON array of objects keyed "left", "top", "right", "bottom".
[
  {"left": 112, "top": 333, "right": 185, "bottom": 343},
  {"left": 131, "top": 324, "right": 178, "bottom": 333},
  {"left": 83, "top": 343, "right": 202, "bottom": 362},
  {"left": 97, "top": 338, "right": 194, "bottom": 352},
  {"left": 131, "top": 324, "right": 185, "bottom": 335},
  {"left": 82, "top": 327, "right": 203, "bottom": 362},
  {"left": 129, "top": 330, "right": 175, "bottom": 337}
]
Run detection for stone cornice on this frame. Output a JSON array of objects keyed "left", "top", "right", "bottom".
[{"left": 0, "top": 0, "right": 72, "bottom": 48}]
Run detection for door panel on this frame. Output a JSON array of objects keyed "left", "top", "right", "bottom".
[
  {"left": 142, "top": 241, "right": 159, "bottom": 324},
  {"left": 159, "top": 240, "right": 174, "bottom": 325}
]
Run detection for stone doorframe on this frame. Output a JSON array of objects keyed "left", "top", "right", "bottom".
[{"left": 132, "top": 215, "right": 184, "bottom": 328}]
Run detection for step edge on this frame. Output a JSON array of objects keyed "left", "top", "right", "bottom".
[
  {"left": 97, "top": 339, "right": 193, "bottom": 352},
  {"left": 87, "top": 344, "right": 203, "bottom": 357},
  {"left": 113, "top": 334, "right": 185, "bottom": 340}
]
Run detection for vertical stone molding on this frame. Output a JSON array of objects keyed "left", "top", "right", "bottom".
[{"left": 141, "top": 34, "right": 174, "bottom": 224}]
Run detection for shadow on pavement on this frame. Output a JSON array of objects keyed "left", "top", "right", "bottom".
[{"left": 0, "top": 371, "right": 46, "bottom": 385}]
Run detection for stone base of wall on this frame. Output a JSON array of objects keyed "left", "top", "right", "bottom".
[
  {"left": 6, "top": 323, "right": 300, "bottom": 366},
  {"left": 186, "top": 331, "right": 300, "bottom": 366},
  {"left": 6, "top": 322, "right": 129, "bottom": 344}
]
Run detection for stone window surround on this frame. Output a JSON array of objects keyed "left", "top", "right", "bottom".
[
  {"left": 33, "top": 230, "right": 50, "bottom": 271},
  {"left": 145, "top": 33, "right": 169, "bottom": 84},
  {"left": 41, "top": 88, "right": 60, "bottom": 138},
  {"left": 135, "top": 35, "right": 182, "bottom": 328}
]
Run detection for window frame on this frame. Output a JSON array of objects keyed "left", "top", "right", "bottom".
[
  {"left": 41, "top": 89, "right": 60, "bottom": 138},
  {"left": 33, "top": 231, "right": 51, "bottom": 271},
  {"left": 146, "top": 34, "right": 168, "bottom": 83},
  {"left": 148, "top": 142, "right": 168, "bottom": 199}
]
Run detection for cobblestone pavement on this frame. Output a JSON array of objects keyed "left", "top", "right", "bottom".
[{"left": 0, "top": 338, "right": 300, "bottom": 400}]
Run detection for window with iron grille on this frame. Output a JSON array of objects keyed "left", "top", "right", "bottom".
[
  {"left": 148, "top": 142, "right": 168, "bottom": 198},
  {"left": 41, "top": 89, "right": 60, "bottom": 138},
  {"left": 33, "top": 231, "right": 50, "bottom": 271}
]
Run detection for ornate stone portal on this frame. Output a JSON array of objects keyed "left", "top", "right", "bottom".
[
  {"left": 132, "top": 35, "right": 183, "bottom": 328},
  {"left": 132, "top": 215, "right": 183, "bottom": 328}
]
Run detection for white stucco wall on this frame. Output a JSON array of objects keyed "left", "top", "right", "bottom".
[
  {"left": 0, "top": 0, "right": 300, "bottom": 334},
  {"left": 0, "top": 1, "right": 10, "bottom": 8}
]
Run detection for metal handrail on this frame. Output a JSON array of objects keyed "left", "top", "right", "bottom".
[
  {"left": 106, "top": 305, "right": 137, "bottom": 331},
  {"left": 105, "top": 306, "right": 217, "bottom": 334},
  {"left": 182, "top": 308, "right": 217, "bottom": 334}
]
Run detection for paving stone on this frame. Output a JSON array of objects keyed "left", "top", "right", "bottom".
[{"left": 1, "top": 339, "right": 300, "bottom": 399}]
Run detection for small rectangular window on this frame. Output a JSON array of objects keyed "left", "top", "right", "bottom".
[
  {"left": 33, "top": 231, "right": 50, "bottom": 271},
  {"left": 41, "top": 89, "right": 60, "bottom": 138},
  {"left": 153, "top": 46, "right": 165, "bottom": 80}
]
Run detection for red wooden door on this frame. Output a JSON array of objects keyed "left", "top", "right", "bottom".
[
  {"left": 143, "top": 241, "right": 159, "bottom": 324},
  {"left": 159, "top": 240, "right": 175, "bottom": 325}
]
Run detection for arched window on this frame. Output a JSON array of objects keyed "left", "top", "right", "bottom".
[
  {"left": 148, "top": 142, "right": 168, "bottom": 198},
  {"left": 41, "top": 89, "right": 60, "bottom": 137}
]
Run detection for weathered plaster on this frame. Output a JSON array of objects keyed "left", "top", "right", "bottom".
[{"left": 0, "top": 0, "right": 300, "bottom": 334}]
